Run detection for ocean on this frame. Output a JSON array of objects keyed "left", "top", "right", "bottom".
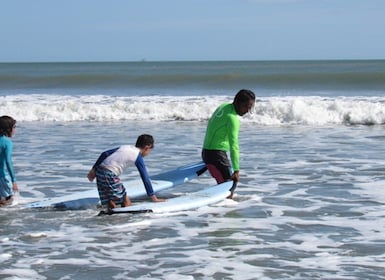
[{"left": 1, "top": 60, "right": 385, "bottom": 279}]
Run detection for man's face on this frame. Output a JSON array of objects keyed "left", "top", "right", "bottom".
[{"left": 236, "top": 100, "right": 255, "bottom": 116}]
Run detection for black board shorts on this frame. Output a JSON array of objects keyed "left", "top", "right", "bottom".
[{"left": 201, "top": 149, "right": 231, "bottom": 183}]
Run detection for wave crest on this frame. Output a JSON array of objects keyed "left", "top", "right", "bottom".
[{"left": 2, "top": 94, "right": 385, "bottom": 125}]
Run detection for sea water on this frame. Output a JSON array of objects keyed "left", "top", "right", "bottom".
[{"left": 1, "top": 60, "right": 385, "bottom": 279}]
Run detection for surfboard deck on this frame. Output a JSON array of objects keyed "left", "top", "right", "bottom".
[
  {"left": 26, "top": 162, "right": 207, "bottom": 209},
  {"left": 99, "top": 181, "right": 233, "bottom": 215}
]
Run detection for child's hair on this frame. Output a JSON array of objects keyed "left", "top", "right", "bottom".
[
  {"left": 233, "top": 89, "right": 256, "bottom": 104},
  {"left": 135, "top": 134, "right": 154, "bottom": 149},
  {"left": 0, "top": 115, "right": 16, "bottom": 137}
]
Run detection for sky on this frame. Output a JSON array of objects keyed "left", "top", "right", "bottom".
[{"left": 0, "top": 0, "right": 384, "bottom": 62}]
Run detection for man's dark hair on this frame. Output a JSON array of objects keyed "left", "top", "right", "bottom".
[{"left": 234, "top": 89, "right": 255, "bottom": 104}]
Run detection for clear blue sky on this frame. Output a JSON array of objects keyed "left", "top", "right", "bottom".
[{"left": 1, "top": 0, "right": 384, "bottom": 62}]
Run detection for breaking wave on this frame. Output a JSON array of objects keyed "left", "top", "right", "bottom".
[{"left": 2, "top": 94, "right": 385, "bottom": 125}]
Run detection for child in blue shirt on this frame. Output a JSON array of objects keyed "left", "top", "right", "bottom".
[{"left": 0, "top": 115, "right": 19, "bottom": 206}]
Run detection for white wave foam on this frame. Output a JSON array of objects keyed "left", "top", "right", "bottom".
[
  {"left": 254, "top": 96, "right": 385, "bottom": 125},
  {"left": 2, "top": 94, "right": 385, "bottom": 125}
]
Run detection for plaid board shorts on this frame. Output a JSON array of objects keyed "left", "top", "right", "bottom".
[{"left": 95, "top": 166, "right": 127, "bottom": 206}]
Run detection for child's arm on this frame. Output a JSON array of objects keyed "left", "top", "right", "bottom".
[
  {"left": 135, "top": 156, "right": 154, "bottom": 196},
  {"left": 135, "top": 156, "right": 165, "bottom": 202},
  {"left": 87, "top": 147, "right": 119, "bottom": 181}
]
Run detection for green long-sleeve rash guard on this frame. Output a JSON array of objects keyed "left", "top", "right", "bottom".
[{"left": 203, "top": 103, "right": 240, "bottom": 171}]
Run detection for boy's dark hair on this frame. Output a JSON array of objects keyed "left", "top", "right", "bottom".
[
  {"left": 233, "top": 89, "right": 256, "bottom": 104},
  {"left": 0, "top": 115, "right": 16, "bottom": 137},
  {"left": 135, "top": 134, "right": 154, "bottom": 149}
]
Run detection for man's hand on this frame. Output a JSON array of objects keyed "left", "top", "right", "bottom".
[{"left": 231, "top": 170, "right": 240, "bottom": 183}]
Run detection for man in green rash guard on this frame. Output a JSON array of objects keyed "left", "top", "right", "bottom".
[{"left": 202, "top": 89, "right": 256, "bottom": 199}]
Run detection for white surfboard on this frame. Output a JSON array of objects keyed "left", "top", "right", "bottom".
[
  {"left": 100, "top": 181, "right": 233, "bottom": 215},
  {"left": 26, "top": 162, "right": 207, "bottom": 209}
]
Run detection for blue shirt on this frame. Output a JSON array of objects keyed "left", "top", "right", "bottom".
[{"left": 0, "top": 136, "right": 16, "bottom": 182}]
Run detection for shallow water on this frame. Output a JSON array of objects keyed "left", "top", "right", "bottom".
[{"left": 1, "top": 121, "right": 384, "bottom": 279}]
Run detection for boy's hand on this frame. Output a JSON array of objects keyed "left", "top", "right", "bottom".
[{"left": 87, "top": 168, "right": 96, "bottom": 182}]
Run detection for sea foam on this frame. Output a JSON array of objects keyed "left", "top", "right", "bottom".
[{"left": 2, "top": 94, "right": 385, "bottom": 125}]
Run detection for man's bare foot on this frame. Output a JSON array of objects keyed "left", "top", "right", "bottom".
[{"left": 226, "top": 193, "right": 234, "bottom": 199}]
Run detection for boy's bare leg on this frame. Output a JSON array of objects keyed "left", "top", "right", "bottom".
[
  {"left": 122, "top": 195, "right": 131, "bottom": 207},
  {"left": 108, "top": 200, "right": 117, "bottom": 209}
]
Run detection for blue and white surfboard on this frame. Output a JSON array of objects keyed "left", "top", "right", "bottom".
[
  {"left": 26, "top": 162, "right": 207, "bottom": 210},
  {"left": 100, "top": 181, "right": 233, "bottom": 215}
]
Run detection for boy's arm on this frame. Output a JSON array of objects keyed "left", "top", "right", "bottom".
[
  {"left": 5, "top": 142, "right": 16, "bottom": 183},
  {"left": 135, "top": 156, "right": 166, "bottom": 202},
  {"left": 87, "top": 147, "right": 119, "bottom": 181},
  {"left": 135, "top": 156, "right": 155, "bottom": 196},
  {"left": 92, "top": 147, "right": 119, "bottom": 169}
]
